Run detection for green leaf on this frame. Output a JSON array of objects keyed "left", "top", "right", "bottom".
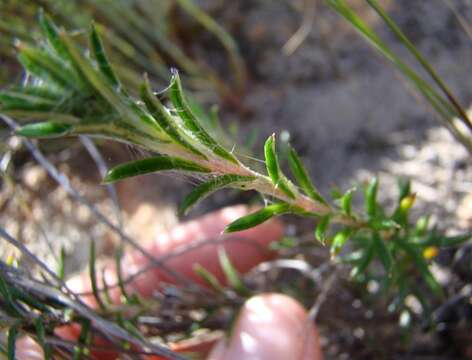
[
  {"left": 104, "top": 155, "right": 210, "bottom": 183},
  {"left": 169, "top": 70, "right": 238, "bottom": 164},
  {"left": 0, "top": 276, "right": 18, "bottom": 316},
  {"left": 264, "top": 134, "right": 295, "bottom": 199},
  {"left": 330, "top": 228, "right": 353, "bottom": 256},
  {"left": 90, "top": 23, "right": 120, "bottom": 88},
  {"left": 57, "top": 246, "right": 66, "bottom": 281},
  {"left": 414, "top": 216, "right": 430, "bottom": 237},
  {"left": 194, "top": 263, "right": 224, "bottom": 293},
  {"left": 224, "top": 203, "right": 291, "bottom": 233},
  {"left": 315, "top": 215, "right": 331, "bottom": 244},
  {"left": 180, "top": 174, "right": 255, "bottom": 215},
  {"left": 424, "top": 233, "right": 472, "bottom": 247},
  {"left": 73, "top": 319, "right": 91, "bottom": 360},
  {"left": 35, "top": 318, "right": 51, "bottom": 359},
  {"left": 367, "top": 218, "right": 400, "bottom": 231},
  {"left": 89, "top": 240, "right": 107, "bottom": 310},
  {"left": 0, "top": 91, "right": 57, "bottom": 112},
  {"left": 350, "top": 240, "right": 375, "bottom": 278},
  {"left": 373, "top": 232, "right": 392, "bottom": 274},
  {"left": 15, "top": 122, "right": 72, "bottom": 138},
  {"left": 287, "top": 145, "right": 326, "bottom": 203},
  {"left": 18, "top": 45, "right": 79, "bottom": 90},
  {"left": 341, "top": 188, "right": 354, "bottom": 216},
  {"left": 141, "top": 77, "right": 206, "bottom": 158},
  {"left": 364, "top": 177, "right": 378, "bottom": 217},
  {"left": 115, "top": 246, "right": 137, "bottom": 305},
  {"left": 398, "top": 241, "right": 442, "bottom": 296},
  {"left": 38, "top": 9, "right": 68, "bottom": 59},
  {"left": 218, "top": 248, "right": 251, "bottom": 296},
  {"left": 7, "top": 325, "right": 17, "bottom": 360},
  {"left": 397, "top": 178, "right": 411, "bottom": 202}
]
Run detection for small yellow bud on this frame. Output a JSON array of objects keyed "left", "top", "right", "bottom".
[
  {"left": 6, "top": 254, "right": 16, "bottom": 267},
  {"left": 423, "top": 246, "right": 439, "bottom": 260},
  {"left": 400, "top": 194, "right": 416, "bottom": 212}
]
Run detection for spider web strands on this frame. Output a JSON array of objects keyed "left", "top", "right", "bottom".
[
  {"left": 0, "top": 263, "right": 186, "bottom": 360},
  {"left": 1, "top": 115, "right": 200, "bottom": 291},
  {"left": 79, "top": 135, "right": 123, "bottom": 228}
]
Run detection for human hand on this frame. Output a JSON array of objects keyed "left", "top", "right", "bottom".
[{"left": 17, "top": 205, "right": 321, "bottom": 359}]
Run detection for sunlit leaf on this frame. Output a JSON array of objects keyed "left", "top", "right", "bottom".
[
  {"left": 287, "top": 145, "right": 326, "bottom": 203},
  {"left": 264, "top": 134, "right": 295, "bottom": 199},
  {"left": 315, "top": 215, "right": 330, "bottom": 244},
  {"left": 330, "top": 228, "right": 353, "bottom": 256},
  {"left": 218, "top": 248, "right": 250, "bottom": 296},
  {"left": 180, "top": 174, "right": 255, "bottom": 215},
  {"left": 169, "top": 70, "right": 238, "bottom": 163},
  {"left": 103, "top": 155, "right": 210, "bottom": 183},
  {"left": 15, "top": 122, "right": 72, "bottom": 138},
  {"left": 224, "top": 203, "right": 291, "bottom": 233},
  {"left": 364, "top": 177, "right": 378, "bottom": 217},
  {"left": 141, "top": 76, "right": 206, "bottom": 158},
  {"left": 90, "top": 23, "right": 120, "bottom": 88}
]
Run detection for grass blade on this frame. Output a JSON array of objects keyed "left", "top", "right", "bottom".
[
  {"left": 89, "top": 239, "right": 107, "bottom": 310},
  {"left": 7, "top": 325, "right": 18, "bottom": 360},
  {"left": 218, "top": 248, "right": 251, "bottom": 296},
  {"left": 366, "top": 0, "right": 472, "bottom": 132},
  {"left": 194, "top": 263, "right": 224, "bottom": 294}
]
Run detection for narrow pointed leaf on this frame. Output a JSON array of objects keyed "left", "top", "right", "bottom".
[
  {"left": 35, "top": 318, "right": 51, "bottom": 359},
  {"left": 364, "top": 177, "right": 378, "bottom": 217},
  {"left": 89, "top": 240, "right": 107, "bottom": 310},
  {"left": 341, "top": 188, "right": 354, "bottom": 216},
  {"left": 330, "top": 228, "right": 353, "bottom": 256},
  {"left": 15, "top": 122, "right": 72, "bottom": 138},
  {"left": 264, "top": 134, "right": 295, "bottom": 199},
  {"left": 288, "top": 145, "right": 326, "bottom": 203},
  {"left": 38, "top": 9, "right": 68, "bottom": 59},
  {"left": 90, "top": 23, "right": 120, "bottom": 88},
  {"left": 7, "top": 325, "right": 17, "bottom": 360},
  {"left": 373, "top": 232, "right": 392, "bottom": 274},
  {"left": 169, "top": 70, "right": 238, "bottom": 163},
  {"left": 180, "top": 174, "right": 255, "bottom": 215},
  {"left": 18, "top": 46, "right": 79, "bottom": 89},
  {"left": 414, "top": 216, "right": 430, "bottom": 237},
  {"left": 0, "top": 91, "right": 56, "bottom": 112},
  {"left": 104, "top": 155, "right": 210, "bottom": 183},
  {"left": 224, "top": 203, "right": 291, "bottom": 233},
  {"left": 350, "top": 240, "right": 375, "bottom": 278},
  {"left": 194, "top": 263, "right": 224, "bottom": 294},
  {"left": 398, "top": 241, "right": 442, "bottom": 296},
  {"left": 218, "top": 248, "right": 251, "bottom": 296},
  {"left": 315, "top": 215, "right": 331, "bottom": 244},
  {"left": 397, "top": 178, "right": 411, "bottom": 201},
  {"left": 141, "top": 77, "right": 206, "bottom": 158}
]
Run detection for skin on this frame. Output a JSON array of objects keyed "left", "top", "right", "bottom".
[{"left": 16, "top": 205, "right": 322, "bottom": 359}]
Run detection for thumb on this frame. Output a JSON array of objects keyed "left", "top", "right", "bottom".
[{"left": 208, "top": 293, "right": 322, "bottom": 360}]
